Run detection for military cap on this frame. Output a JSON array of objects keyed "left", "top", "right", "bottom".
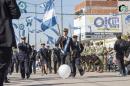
[
  {"left": 31, "top": 45, "right": 35, "bottom": 47},
  {"left": 73, "top": 35, "right": 78, "bottom": 38},
  {"left": 41, "top": 43, "right": 45, "bottom": 45},
  {"left": 63, "top": 28, "right": 68, "bottom": 32},
  {"left": 21, "top": 36, "right": 26, "bottom": 40}
]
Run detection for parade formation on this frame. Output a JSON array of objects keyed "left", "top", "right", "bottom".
[
  {"left": 1, "top": 0, "right": 130, "bottom": 86},
  {"left": 4, "top": 28, "right": 130, "bottom": 81}
]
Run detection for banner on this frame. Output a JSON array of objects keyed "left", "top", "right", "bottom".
[{"left": 74, "top": 15, "right": 122, "bottom": 33}]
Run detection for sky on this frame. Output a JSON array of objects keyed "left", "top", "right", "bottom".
[{"left": 13, "top": 0, "right": 83, "bottom": 49}]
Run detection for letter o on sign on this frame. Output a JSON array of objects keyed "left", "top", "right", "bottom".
[{"left": 94, "top": 17, "right": 104, "bottom": 27}]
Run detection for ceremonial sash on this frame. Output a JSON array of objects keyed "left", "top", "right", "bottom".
[{"left": 61, "top": 37, "right": 71, "bottom": 55}]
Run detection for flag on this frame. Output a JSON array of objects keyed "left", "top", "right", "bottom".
[
  {"left": 47, "top": 40, "right": 50, "bottom": 44},
  {"left": 22, "top": 30, "right": 25, "bottom": 36},
  {"left": 34, "top": 17, "right": 42, "bottom": 23},
  {"left": 15, "top": 35, "right": 19, "bottom": 43},
  {"left": 41, "top": 0, "right": 57, "bottom": 31},
  {"left": 29, "top": 30, "right": 34, "bottom": 33},
  {"left": 28, "top": 28, "right": 30, "bottom": 43},
  {"left": 13, "top": 23, "right": 18, "bottom": 29},
  {"left": 51, "top": 28, "right": 59, "bottom": 36},
  {"left": 26, "top": 16, "right": 33, "bottom": 27},
  {"left": 44, "top": 33, "right": 54, "bottom": 44},
  {"left": 36, "top": 30, "right": 43, "bottom": 33}
]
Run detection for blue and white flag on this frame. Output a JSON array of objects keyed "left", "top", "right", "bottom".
[
  {"left": 18, "top": 1, "right": 27, "bottom": 13},
  {"left": 51, "top": 28, "right": 59, "bottom": 36},
  {"left": 26, "top": 16, "right": 33, "bottom": 27},
  {"left": 29, "top": 30, "right": 35, "bottom": 33},
  {"left": 34, "top": 17, "right": 42, "bottom": 23},
  {"left": 13, "top": 23, "right": 18, "bottom": 29},
  {"left": 41, "top": 0, "right": 57, "bottom": 31},
  {"left": 44, "top": 33, "right": 54, "bottom": 44},
  {"left": 47, "top": 40, "right": 50, "bottom": 44},
  {"left": 15, "top": 35, "right": 19, "bottom": 43},
  {"left": 22, "top": 30, "right": 25, "bottom": 36}
]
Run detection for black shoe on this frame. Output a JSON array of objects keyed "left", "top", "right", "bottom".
[
  {"left": 33, "top": 71, "right": 36, "bottom": 74},
  {"left": 4, "top": 80, "right": 10, "bottom": 83},
  {"left": 70, "top": 73, "right": 76, "bottom": 78},
  {"left": 27, "top": 75, "right": 30, "bottom": 79},
  {"left": 21, "top": 77, "right": 25, "bottom": 80},
  {"left": 54, "top": 72, "right": 57, "bottom": 74},
  {"left": 80, "top": 70, "right": 85, "bottom": 76}
]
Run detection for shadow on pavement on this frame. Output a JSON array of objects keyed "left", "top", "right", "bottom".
[{"left": 87, "top": 75, "right": 121, "bottom": 78}]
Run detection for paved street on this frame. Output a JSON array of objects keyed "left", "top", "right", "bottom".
[{"left": 5, "top": 72, "right": 130, "bottom": 86}]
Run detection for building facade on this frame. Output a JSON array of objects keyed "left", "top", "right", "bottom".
[{"left": 74, "top": 0, "right": 130, "bottom": 41}]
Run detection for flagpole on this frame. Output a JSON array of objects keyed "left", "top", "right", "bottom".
[
  {"left": 35, "top": 4, "right": 37, "bottom": 49},
  {"left": 61, "top": 0, "right": 63, "bottom": 35},
  {"left": 28, "top": 28, "right": 30, "bottom": 43},
  {"left": 18, "top": 20, "right": 20, "bottom": 43},
  {"left": 69, "top": 24, "right": 73, "bottom": 37},
  {"left": 56, "top": 24, "right": 61, "bottom": 36},
  {"left": 70, "top": 28, "right": 72, "bottom": 37}
]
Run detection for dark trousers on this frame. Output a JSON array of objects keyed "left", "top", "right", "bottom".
[
  {"left": 10, "top": 61, "right": 18, "bottom": 74},
  {"left": 15, "top": 61, "right": 19, "bottom": 73},
  {"left": 48, "top": 61, "right": 52, "bottom": 73},
  {"left": 10, "top": 62, "right": 14, "bottom": 74},
  {"left": 61, "top": 53, "right": 71, "bottom": 65},
  {"left": 4, "top": 68, "right": 9, "bottom": 82},
  {"left": 0, "top": 47, "right": 12, "bottom": 86},
  {"left": 117, "top": 58, "right": 126, "bottom": 75},
  {"left": 53, "top": 60, "right": 61, "bottom": 74},
  {"left": 19, "top": 60, "right": 30, "bottom": 79},
  {"left": 71, "top": 57, "right": 84, "bottom": 77},
  {"left": 29, "top": 60, "right": 36, "bottom": 74}
]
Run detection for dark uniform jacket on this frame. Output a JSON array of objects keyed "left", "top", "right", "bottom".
[
  {"left": 53, "top": 47, "right": 61, "bottom": 62},
  {"left": 56, "top": 36, "right": 73, "bottom": 54},
  {"left": 12, "top": 50, "right": 18, "bottom": 63},
  {"left": 125, "top": 41, "right": 130, "bottom": 57},
  {"left": 72, "top": 41, "right": 84, "bottom": 58},
  {"left": 39, "top": 48, "right": 48, "bottom": 61},
  {"left": 18, "top": 43, "right": 32, "bottom": 61},
  {"left": 0, "top": 0, "right": 21, "bottom": 47},
  {"left": 46, "top": 49, "right": 52, "bottom": 61},
  {"left": 30, "top": 49, "right": 37, "bottom": 61},
  {"left": 114, "top": 39, "right": 127, "bottom": 59}
]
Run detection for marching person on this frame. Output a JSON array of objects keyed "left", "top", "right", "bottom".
[
  {"left": 53, "top": 44, "right": 61, "bottom": 74},
  {"left": 46, "top": 45, "right": 52, "bottom": 73},
  {"left": 114, "top": 35, "right": 127, "bottom": 76},
  {"left": 71, "top": 35, "right": 84, "bottom": 77},
  {"left": 29, "top": 45, "right": 37, "bottom": 74},
  {"left": 18, "top": 37, "right": 32, "bottom": 79},
  {"left": 125, "top": 36, "right": 130, "bottom": 58},
  {"left": 56, "top": 28, "right": 73, "bottom": 65},
  {"left": 0, "top": 0, "right": 21, "bottom": 85},
  {"left": 125, "top": 36, "right": 130, "bottom": 74},
  {"left": 10, "top": 47, "right": 19, "bottom": 74},
  {"left": 39, "top": 43, "right": 48, "bottom": 75}
]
